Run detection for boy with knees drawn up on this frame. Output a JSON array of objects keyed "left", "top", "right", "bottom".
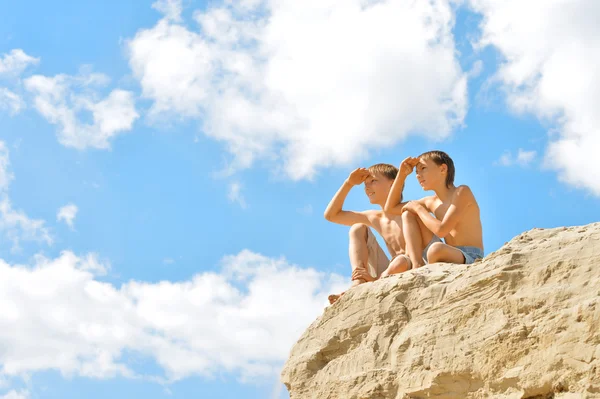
[
  {"left": 323, "top": 163, "right": 440, "bottom": 305},
  {"left": 384, "top": 150, "right": 484, "bottom": 267}
]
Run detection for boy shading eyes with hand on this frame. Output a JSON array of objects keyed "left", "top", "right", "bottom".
[
  {"left": 324, "top": 161, "right": 441, "bottom": 305},
  {"left": 384, "top": 151, "right": 484, "bottom": 267}
]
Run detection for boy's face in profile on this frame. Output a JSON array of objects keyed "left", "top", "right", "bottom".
[
  {"left": 416, "top": 158, "right": 444, "bottom": 191},
  {"left": 364, "top": 172, "right": 393, "bottom": 205}
]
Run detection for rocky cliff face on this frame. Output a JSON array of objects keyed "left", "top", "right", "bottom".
[{"left": 281, "top": 223, "right": 600, "bottom": 398}]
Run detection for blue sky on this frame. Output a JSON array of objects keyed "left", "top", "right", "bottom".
[{"left": 0, "top": 1, "right": 599, "bottom": 398}]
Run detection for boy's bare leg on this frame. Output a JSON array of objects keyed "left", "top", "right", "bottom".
[
  {"left": 402, "top": 211, "right": 433, "bottom": 268},
  {"left": 380, "top": 255, "right": 411, "bottom": 278},
  {"left": 348, "top": 223, "right": 370, "bottom": 286},
  {"left": 427, "top": 242, "right": 465, "bottom": 264},
  {"left": 328, "top": 223, "right": 370, "bottom": 304}
]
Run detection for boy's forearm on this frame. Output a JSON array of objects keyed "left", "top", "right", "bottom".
[
  {"left": 324, "top": 180, "right": 353, "bottom": 221},
  {"left": 384, "top": 174, "right": 407, "bottom": 212},
  {"left": 414, "top": 205, "right": 444, "bottom": 237}
]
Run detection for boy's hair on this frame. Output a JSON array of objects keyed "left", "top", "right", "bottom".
[
  {"left": 419, "top": 150, "right": 455, "bottom": 188},
  {"left": 367, "top": 163, "right": 398, "bottom": 181},
  {"left": 367, "top": 163, "right": 402, "bottom": 201}
]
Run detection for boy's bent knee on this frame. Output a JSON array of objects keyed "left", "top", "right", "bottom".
[
  {"left": 349, "top": 223, "right": 369, "bottom": 239},
  {"left": 427, "top": 242, "right": 446, "bottom": 263},
  {"left": 401, "top": 211, "right": 417, "bottom": 222}
]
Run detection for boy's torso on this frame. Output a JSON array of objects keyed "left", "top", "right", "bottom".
[
  {"left": 426, "top": 190, "right": 484, "bottom": 250},
  {"left": 366, "top": 210, "right": 405, "bottom": 258}
]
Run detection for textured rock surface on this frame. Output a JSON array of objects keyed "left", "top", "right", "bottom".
[{"left": 281, "top": 223, "right": 600, "bottom": 398}]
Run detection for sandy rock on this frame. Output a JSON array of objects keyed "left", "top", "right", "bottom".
[{"left": 281, "top": 223, "right": 600, "bottom": 398}]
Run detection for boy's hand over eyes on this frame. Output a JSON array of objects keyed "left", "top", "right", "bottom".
[
  {"left": 346, "top": 168, "right": 370, "bottom": 186},
  {"left": 399, "top": 157, "right": 417, "bottom": 178}
]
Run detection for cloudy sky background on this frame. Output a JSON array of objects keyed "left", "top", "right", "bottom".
[{"left": 1, "top": 0, "right": 599, "bottom": 398}]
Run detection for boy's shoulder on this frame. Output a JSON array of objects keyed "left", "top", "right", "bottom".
[
  {"left": 452, "top": 185, "right": 478, "bottom": 207},
  {"left": 356, "top": 209, "right": 380, "bottom": 220},
  {"left": 416, "top": 195, "right": 437, "bottom": 207},
  {"left": 454, "top": 185, "right": 476, "bottom": 199}
]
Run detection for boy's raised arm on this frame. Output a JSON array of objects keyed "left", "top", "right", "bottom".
[
  {"left": 384, "top": 157, "right": 415, "bottom": 215},
  {"left": 324, "top": 168, "right": 371, "bottom": 226}
]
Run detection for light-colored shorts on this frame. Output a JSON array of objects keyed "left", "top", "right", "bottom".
[
  {"left": 365, "top": 228, "right": 441, "bottom": 278},
  {"left": 455, "top": 246, "right": 484, "bottom": 264}
]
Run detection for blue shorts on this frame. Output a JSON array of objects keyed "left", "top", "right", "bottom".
[{"left": 455, "top": 246, "right": 484, "bottom": 264}]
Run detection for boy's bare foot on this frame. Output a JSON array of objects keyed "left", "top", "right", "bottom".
[{"left": 328, "top": 292, "right": 345, "bottom": 304}]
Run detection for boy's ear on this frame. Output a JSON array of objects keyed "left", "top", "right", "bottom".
[{"left": 440, "top": 163, "right": 448, "bottom": 175}]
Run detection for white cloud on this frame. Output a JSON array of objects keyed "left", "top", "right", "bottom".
[
  {"left": 0, "top": 143, "right": 13, "bottom": 191},
  {"left": 0, "top": 89, "right": 24, "bottom": 115},
  {"left": 0, "top": 141, "right": 51, "bottom": 250},
  {"left": 497, "top": 151, "right": 511, "bottom": 167},
  {"left": 0, "top": 250, "right": 345, "bottom": 384},
  {"left": 24, "top": 72, "right": 139, "bottom": 150},
  {"left": 470, "top": 0, "right": 600, "bottom": 194},
  {"left": 152, "top": 0, "right": 183, "bottom": 22},
  {"left": 57, "top": 204, "right": 78, "bottom": 229},
  {"left": 0, "top": 198, "right": 53, "bottom": 250},
  {"left": 468, "top": 60, "right": 484, "bottom": 78},
  {"left": 0, "top": 390, "right": 29, "bottom": 399},
  {"left": 516, "top": 149, "right": 536, "bottom": 165},
  {"left": 127, "top": 0, "right": 468, "bottom": 180},
  {"left": 497, "top": 148, "right": 536, "bottom": 167},
  {"left": 0, "top": 49, "right": 38, "bottom": 116},
  {"left": 0, "top": 49, "right": 38, "bottom": 76},
  {"left": 228, "top": 182, "right": 247, "bottom": 209}
]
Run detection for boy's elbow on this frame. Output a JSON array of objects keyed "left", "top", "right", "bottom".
[
  {"left": 435, "top": 227, "right": 450, "bottom": 238},
  {"left": 324, "top": 210, "right": 336, "bottom": 222}
]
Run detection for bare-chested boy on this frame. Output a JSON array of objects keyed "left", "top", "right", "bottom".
[
  {"left": 384, "top": 151, "right": 484, "bottom": 266},
  {"left": 324, "top": 163, "right": 439, "bottom": 304}
]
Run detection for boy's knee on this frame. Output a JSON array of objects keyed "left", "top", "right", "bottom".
[
  {"left": 349, "top": 223, "right": 368, "bottom": 240},
  {"left": 401, "top": 211, "right": 415, "bottom": 221},
  {"left": 402, "top": 211, "right": 418, "bottom": 224},
  {"left": 427, "top": 242, "right": 445, "bottom": 263}
]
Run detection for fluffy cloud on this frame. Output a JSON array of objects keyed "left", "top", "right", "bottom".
[
  {"left": 0, "top": 250, "right": 345, "bottom": 383},
  {"left": 0, "top": 198, "right": 52, "bottom": 250},
  {"left": 152, "top": 0, "right": 182, "bottom": 22},
  {"left": 0, "top": 141, "right": 51, "bottom": 250},
  {"left": 0, "top": 89, "right": 24, "bottom": 115},
  {"left": 228, "top": 182, "right": 247, "bottom": 209},
  {"left": 0, "top": 49, "right": 39, "bottom": 115},
  {"left": 57, "top": 204, "right": 78, "bottom": 229},
  {"left": 0, "top": 50, "right": 38, "bottom": 76},
  {"left": 128, "top": 0, "right": 468, "bottom": 179},
  {"left": 0, "top": 390, "right": 29, "bottom": 399},
  {"left": 24, "top": 72, "right": 139, "bottom": 150},
  {"left": 470, "top": 0, "right": 600, "bottom": 194},
  {"left": 0, "top": 143, "right": 13, "bottom": 191},
  {"left": 497, "top": 148, "right": 536, "bottom": 167}
]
